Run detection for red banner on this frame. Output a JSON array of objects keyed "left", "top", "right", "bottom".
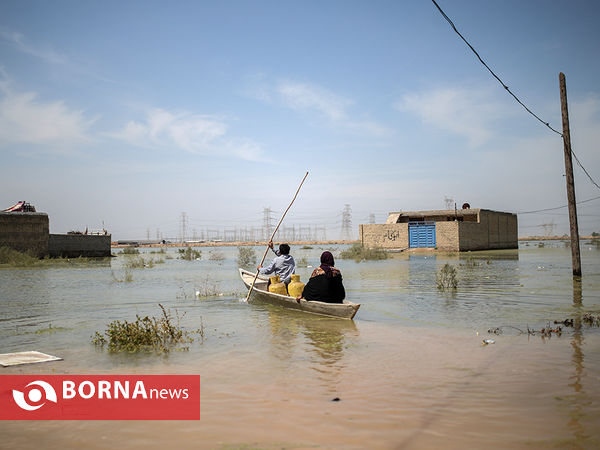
[{"left": 0, "top": 375, "right": 200, "bottom": 420}]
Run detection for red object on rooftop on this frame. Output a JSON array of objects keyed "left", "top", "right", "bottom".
[{"left": 3, "top": 201, "right": 37, "bottom": 212}]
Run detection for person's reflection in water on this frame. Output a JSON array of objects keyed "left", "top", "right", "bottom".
[{"left": 301, "top": 317, "right": 358, "bottom": 394}]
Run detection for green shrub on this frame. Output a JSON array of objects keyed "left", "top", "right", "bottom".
[
  {"left": 178, "top": 247, "right": 201, "bottom": 260},
  {"left": 92, "top": 304, "right": 196, "bottom": 353},
  {"left": 339, "top": 244, "right": 388, "bottom": 261},
  {"left": 119, "top": 247, "right": 140, "bottom": 255},
  {"left": 437, "top": 263, "right": 458, "bottom": 291}
]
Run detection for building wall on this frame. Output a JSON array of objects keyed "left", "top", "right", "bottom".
[
  {"left": 359, "top": 223, "right": 409, "bottom": 249},
  {"left": 362, "top": 209, "right": 518, "bottom": 251},
  {"left": 457, "top": 210, "right": 518, "bottom": 250},
  {"left": 48, "top": 234, "right": 112, "bottom": 257},
  {"left": 435, "top": 222, "right": 460, "bottom": 251},
  {"left": 0, "top": 212, "right": 49, "bottom": 257}
]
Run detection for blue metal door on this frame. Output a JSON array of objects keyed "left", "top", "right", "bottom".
[{"left": 409, "top": 222, "right": 436, "bottom": 248}]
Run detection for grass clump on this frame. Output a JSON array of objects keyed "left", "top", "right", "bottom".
[
  {"left": 0, "top": 246, "right": 40, "bottom": 267},
  {"left": 92, "top": 304, "right": 198, "bottom": 353},
  {"left": 236, "top": 246, "right": 257, "bottom": 269},
  {"left": 119, "top": 247, "right": 140, "bottom": 255},
  {"left": 339, "top": 244, "right": 388, "bottom": 261},
  {"left": 179, "top": 247, "right": 201, "bottom": 260},
  {"left": 208, "top": 249, "right": 225, "bottom": 262},
  {"left": 437, "top": 263, "right": 458, "bottom": 291},
  {"left": 123, "top": 256, "right": 162, "bottom": 269}
]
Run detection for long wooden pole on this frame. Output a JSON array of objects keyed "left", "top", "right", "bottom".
[
  {"left": 244, "top": 171, "right": 309, "bottom": 302},
  {"left": 559, "top": 72, "right": 582, "bottom": 276}
]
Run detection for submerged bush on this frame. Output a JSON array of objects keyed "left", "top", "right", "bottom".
[
  {"left": 0, "top": 247, "right": 39, "bottom": 267},
  {"left": 236, "top": 246, "right": 257, "bottom": 269},
  {"left": 92, "top": 304, "right": 198, "bottom": 353},
  {"left": 178, "top": 247, "right": 201, "bottom": 260},
  {"left": 437, "top": 263, "right": 458, "bottom": 291},
  {"left": 119, "top": 247, "right": 140, "bottom": 255},
  {"left": 339, "top": 244, "right": 388, "bottom": 261},
  {"left": 208, "top": 249, "right": 225, "bottom": 262}
]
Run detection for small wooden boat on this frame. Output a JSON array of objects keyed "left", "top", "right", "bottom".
[{"left": 239, "top": 268, "right": 360, "bottom": 320}]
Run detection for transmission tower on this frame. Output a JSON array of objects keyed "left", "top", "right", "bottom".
[
  {"left": 340, "top": 204, "right": 353, "bottom": 240},
  {"left": 180, "top": 212, "right": 187, "bottom": 243},
  {"left": 444, "top": 196, "right": 454, "bottom": 210},
  {"left": 539, "top": 220, "right": 556, "bottom": 237},
  {"left": 263, "top": 207, "right": 275, "bottom": 240}
]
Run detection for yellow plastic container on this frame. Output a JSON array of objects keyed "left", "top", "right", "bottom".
[
  {"left": 287, "top": 274, "right": 305, "bottom": 298},
  {"left": 268, "top": 275, "right": 288, "bottom": 295}
]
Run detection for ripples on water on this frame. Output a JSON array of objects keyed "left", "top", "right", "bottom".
[{"left": 0, "top": 242, "right": 599, "bottom": 448}]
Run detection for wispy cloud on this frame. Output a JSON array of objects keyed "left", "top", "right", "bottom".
[
  {"left": 397, "top": 86, "right": 510, "bottom": 147},
  {"left": 245, "top": 75, "right": 389, "bottom": 137},
  {"left": 0, "top": 28, "right": 66, "bottom": 64},
  {"left": 112, "top": 108, "right": 268, "bottom": 162},
  {"left": 0, "top": 83, "right": 92, "bottom": 148},
  {"left": 277, "top": 80, "right": 351, "bottom": 121}
]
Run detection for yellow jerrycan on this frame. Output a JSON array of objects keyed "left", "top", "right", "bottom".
[
  {"left": 268, "top": 275, "right": 288, "bottom": 295},
  {"left": 287, "top": 274, "right": 305, "bottom": 298}
]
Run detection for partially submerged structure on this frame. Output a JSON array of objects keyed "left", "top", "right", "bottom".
[
  {"left": 0, "top": 201, "right": 111, "bottom": 258},
  {"left": 360, "top": 208, "right": 518, "bottom": 252}
]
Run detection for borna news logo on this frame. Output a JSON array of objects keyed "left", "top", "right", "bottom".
[
  {"left": 1, "top": 375, "right": 200, "bottom": 420},
  {"left": 12, "top": 380, "right": 58, "bottom": 411}
]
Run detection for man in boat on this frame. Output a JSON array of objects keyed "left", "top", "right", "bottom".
[{"left": 258, "top": 241, "right": 295, "bottom": 285}]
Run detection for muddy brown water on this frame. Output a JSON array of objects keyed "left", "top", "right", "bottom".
[{"left": 1, "top": 242, "right": 599, "bottom": 448}]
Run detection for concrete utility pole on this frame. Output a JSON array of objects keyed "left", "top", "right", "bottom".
[{"left": 559, "top": 72, "right": 582, "bottom": 276}]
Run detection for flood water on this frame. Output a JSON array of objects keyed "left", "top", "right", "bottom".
[{"left": 1, "top": 242, "right": 600, "bottom": 449}]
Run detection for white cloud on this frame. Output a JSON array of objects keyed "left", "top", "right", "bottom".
[
  {"left": 277, "top": 80, "right": 351, "bottom": 120},
  {"left": 115, "top": 109, "right": 227, "bottom": 151},
  {"left": 397, "top": 86, "right": 510, "bottom": 147},
  {"left": 0, "top": 29, "right": 66, "bottom": 64},
  {"left": 0, "top": 89, "right": 91, "bottom": 147},
  {"left": 113, "top": 108, "right": 268, "bottom": 162},
  {"left": 255, "top": 78, "right": 388, "bottom": 137}
]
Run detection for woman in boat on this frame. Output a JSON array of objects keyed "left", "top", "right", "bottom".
[{"left": 298, "top": 251, "right": 345, "bottom": 303}]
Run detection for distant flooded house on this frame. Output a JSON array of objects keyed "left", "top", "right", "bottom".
[
  {"left": 1, "top": 202, "right": 111, "bottom": 258},
  {"left": 359, "top": 208, "right": 518, "bottom": 251}
]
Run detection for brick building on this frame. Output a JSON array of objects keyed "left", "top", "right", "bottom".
[{"left": 359, "top": 208, "right": 518, "bottom": 251}]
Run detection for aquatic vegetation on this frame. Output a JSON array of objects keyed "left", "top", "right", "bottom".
[
  {"left": 92, "top": 304, "right": 198, "bottom": 353},
  {"left": 194, "top": 276, "right": 222, "bottom": 298},
  {"left": 461, "top": 255, "right": 480, "bottom": 268},
  {"left": 123, "top": 256, "right": 162, "bottom": 269},
  {"left": 236, "top": 246, "right": 257, "bottom": 269},
  {"left": 34, "top": 323, "right": 71, "bottom": 334},
  {"left": 209, "top": 249, "right": 225, "bottom": 262},
  {"left": 178, "top": 247, "right": 201, "bottom": 260},
  {"left": 339, "top": 244, "right": 388, "bottom": 261},
  {"left": 297, "top": 256, "right": 309, "bottom": 268},
  {"left": 301, "top": 245, "right": 314, "bottom": 249},
  {"left": 436, "top": 263, "right": 458, "bottom": 291},
  {"left": 0, "top": 246, "right": 40, "bottom": 266},
  {"left": 119, "top": 247, "right": 140, "bottom": 255},
  {"left": 111, "top": 269, "right": 133, "bottom": 282}
]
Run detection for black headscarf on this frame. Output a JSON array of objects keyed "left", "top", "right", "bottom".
[{"left": 320, "top": 251, "right": 335, "bottom": 277}]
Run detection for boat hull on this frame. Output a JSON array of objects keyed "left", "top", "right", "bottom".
[{"left": 239, "top": 268, "right": 360, "bottom": 320}]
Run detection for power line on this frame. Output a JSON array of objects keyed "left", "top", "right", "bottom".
[
  {"left": 518, "top": 195, "right": 600, "bottom": 214},
  {"left": 430, "top": 0, "right": 562, "bottom": 136},
  {"left": 431, "top": 0, "right": 600, "bottom": 192}
]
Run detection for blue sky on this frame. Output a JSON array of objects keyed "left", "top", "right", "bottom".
[{"left": 1, "top": 0, "right": 599, "bottom": 239}]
